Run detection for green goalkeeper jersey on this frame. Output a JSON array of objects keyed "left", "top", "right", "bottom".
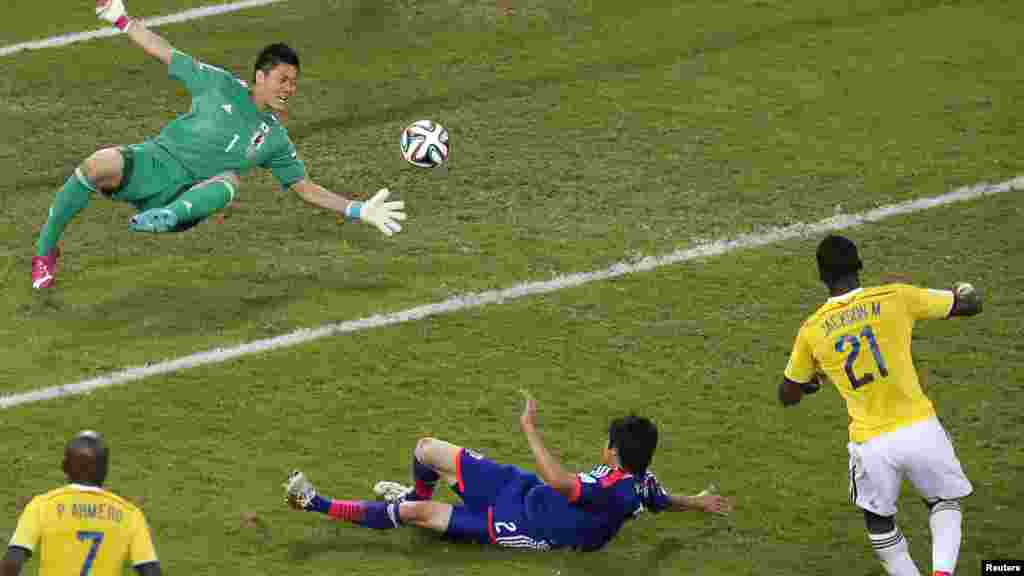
[{"left": 153, "top": 50, "right": 306, "bottom": 188}]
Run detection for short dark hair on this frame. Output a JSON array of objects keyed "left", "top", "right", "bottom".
[
  {"left": 817, "top": 234, "right": 862, "bottom": 286},
  {"left": 254, "top": 43, "right": 300, "bottom": 79},
  {"left": 65, "top": 430, "right": 110, "bottom": 486},
  {"left": 607, "top": 415, "right": 658, "bottom": 476}
]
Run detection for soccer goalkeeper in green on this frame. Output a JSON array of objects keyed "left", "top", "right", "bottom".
[{"left": 31, "top": 0, "right": 407, "bottom": 290}]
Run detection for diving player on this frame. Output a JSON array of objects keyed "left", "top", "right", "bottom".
[{"left": 31, "top": 0, "right": 406, "bottom": 289}]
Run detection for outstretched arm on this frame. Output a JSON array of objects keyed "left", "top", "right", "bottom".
[
  {"left": 292, "top": 179, "right": 406, "bottom": 237},
  {"left": 96, "top": 0, "right": 173, "bottom": 65},
  {"left": 292, "top": 179, "right": 359, "bottom": 214},
  {"left": 126, "top": 20, "right": 173, "bottom": 65},
  {"left": 519, "top": 391, "right": 578, "bottom": 499},
  {"left": 667, "top": 490, "right": 733, "bottom": 515}
]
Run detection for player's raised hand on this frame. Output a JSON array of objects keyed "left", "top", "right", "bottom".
[
  {"left": 96, "top": 0, "right": 131, "bottom": 30},
  {"left": 359, "top": 188, "right": 406, "bottom": 237},
  {"left": 519, "top": 389, "right": 537, "bottom": 431}
]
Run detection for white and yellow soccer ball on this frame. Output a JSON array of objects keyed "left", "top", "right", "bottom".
[{"left": 400, "top": 120, "right": 449, "bottom": 168}]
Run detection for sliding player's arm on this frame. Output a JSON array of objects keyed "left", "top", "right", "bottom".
[
  {"left": 666, "top": 491, "right": 734, "bottom": 515},
  {"left": 779, "top": 327, "right": 821, "bottom": 407},
  {"left": 667, "top": 493, "right": 707, "bottom": 511},
  {"left": 633, "top": 473, "right": 732, "bottom": 515},
  {"left": 292, "top": 179, "right": 406, "bottom": 237},
  {"left": 518, "top": 390, "right": 578, "bottom": 499},
  {"left": 96, "top": 0, "right": 173, "bottom": 65}
]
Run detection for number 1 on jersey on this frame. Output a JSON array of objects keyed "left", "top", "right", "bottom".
[
  {"left": 835, "top": 326, "right": 889, "bottom": 389},
  {"left": 225, "top": 133, "right": 240, "bottom": 152},
  {"left": 76, "top": 531, "right": 104, "bottom": 576}
]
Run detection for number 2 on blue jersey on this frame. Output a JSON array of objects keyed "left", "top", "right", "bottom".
[
  {"left": 835, "top": 326, "right": 889, "bottom": 389},
  {"left": 76, "top": 531, "right": 104, "bottom": 576},
  {"left": 494, "top": 521, "right": 518, "bottom": 534}
]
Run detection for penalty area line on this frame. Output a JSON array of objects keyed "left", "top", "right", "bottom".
[
  {"left": 2, "top": 176, "right": 1022, "bottom": 410},
  {"left": 0, "top": 0, "right": 285, "bottom": 58}
]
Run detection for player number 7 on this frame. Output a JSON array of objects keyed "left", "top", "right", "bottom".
[
  {"left": 76, "top": 531, "right": 105, "bottom": 576},
  {"left": 835, "top": 326, "right": 889, "bottom": 389}
]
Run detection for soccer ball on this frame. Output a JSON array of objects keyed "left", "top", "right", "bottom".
[{"left": 400, "top": 120, "right": 449, "bottom": 168}]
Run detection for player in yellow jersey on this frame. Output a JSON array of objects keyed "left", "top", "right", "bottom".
[
  {"left": 1, "top": 431, "right": 160, "bottom": 576},
  {"left": 779, "top": 235, "right": 982, "bottom": 576}
]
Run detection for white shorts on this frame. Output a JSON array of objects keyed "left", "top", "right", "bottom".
[{"left": 847, "top": 417, "right": 972, "bottom": 517}]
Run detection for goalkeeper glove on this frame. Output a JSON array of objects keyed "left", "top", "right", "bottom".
[
  {"left": 344, "top": 188, "right": 406, "bottom": 237},
  {"left": 96, "top": 0, "right": 133, "bottom": 31}
]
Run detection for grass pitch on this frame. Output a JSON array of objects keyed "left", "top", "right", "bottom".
[{"left": 1, "top": 1, "right": 1022, "bottom": 574}]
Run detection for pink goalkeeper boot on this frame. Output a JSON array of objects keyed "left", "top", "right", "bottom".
[{"left": 31, "top": 247, "right": 60, "bottom": 289}]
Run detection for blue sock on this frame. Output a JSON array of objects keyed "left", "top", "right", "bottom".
[
  {"left": 316, "top": 498, "right": 402, "bottom": 530},
  {"left": 357, "top": 501, "right": 402, "bottom": 530}
]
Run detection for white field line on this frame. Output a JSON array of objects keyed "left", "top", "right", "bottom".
[
  {"left": 2, "top": 176, "right": 1022, "bottom": 410},
  {"left": 0, "top": 0, "right": 284, "bottom": 58}
]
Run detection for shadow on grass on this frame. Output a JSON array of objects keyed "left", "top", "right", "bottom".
[
  {"left": 287, "top": 525, "right": 692, "bottom": 575},
  {"left": 285, "top": 527, "right": 476, "bottom": 563},
  {"left": 23, "top": 269, "right": 404, "bottom": 338}
]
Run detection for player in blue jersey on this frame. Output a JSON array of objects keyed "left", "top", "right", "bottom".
[{"left": 284, "top": 391, "right": 733, "bottom": 552}]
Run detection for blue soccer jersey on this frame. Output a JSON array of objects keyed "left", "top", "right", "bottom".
[
  {"left": 519, "top": 465, "right": 672, "bottom": 551},
  {"left": 451, "top": 450, "right": 672, "bottom": 552}
]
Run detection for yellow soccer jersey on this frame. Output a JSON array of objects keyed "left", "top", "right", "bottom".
[
  {"left": 8, "top": 484, "right": 157, "bottom": 576},
  {"left": 785, "top": 284, "right": 954, "bottom": 442}
]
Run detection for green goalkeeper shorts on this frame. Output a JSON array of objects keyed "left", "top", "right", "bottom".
[{"left": 111, "top": 141, "right": 196, "bottom": 212}]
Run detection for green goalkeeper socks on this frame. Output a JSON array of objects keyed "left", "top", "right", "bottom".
[
  {"left": 164, "top": 177, "right": 235, "bottom": 226},
  {"left": 36, "top": 167, "right": 95, "bottom": 256}
]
